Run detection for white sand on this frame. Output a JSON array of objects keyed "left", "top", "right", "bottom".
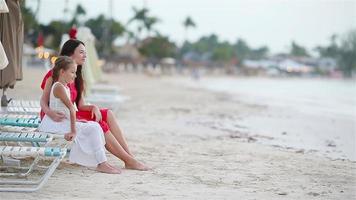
[{"left": 1, "top": 68, "right": 355, "bottom": 199}]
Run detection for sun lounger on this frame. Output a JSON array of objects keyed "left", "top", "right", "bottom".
[
  {"left": 0, "top": 131, "right": 53, "bottom": 147},
  {"left": 0, "top": 145, "right": 67, "bottom": 192},
  {"left": 0, "top": 124, "right": 67, "bottom": 192},
  {"left": 90, "top": 83, "right": 120, "bottom": 95},
  {"left": 1, "top": 100, "right": 40, "bottom": 115},
  {"left": 0, "top": 114, "right": 40, "bottom": 128},
  {"left": 85, "top": 92, "right": 129, "bottom": 111}
]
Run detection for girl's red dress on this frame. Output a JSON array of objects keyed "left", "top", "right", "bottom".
[{"left": 40, "top": 70, "right": 110, "bottom": 133}]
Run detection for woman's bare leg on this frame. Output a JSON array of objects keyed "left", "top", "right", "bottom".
[
  {"left": 106, "top": 110, "right": 133, "bottom": 156},
  {"left": 104, "top": 132, "right": 149, "bottom": 171}
]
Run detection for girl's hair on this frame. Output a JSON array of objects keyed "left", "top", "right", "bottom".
[
  {"left": 60, "top": 39, "right": 85, "bottom": 106},
  {"left": 52, "top": 56, "right": 75, "bottom": 83}
]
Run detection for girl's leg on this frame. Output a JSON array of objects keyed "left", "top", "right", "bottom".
[
  {"left": 104, "top": 132, "right": 149, "bottom": 171},
  {"left": 106, "top": 110, "right": 133, "bottom": 156},
  {"left": 84, "top": 122, "right": 121, "bottom": 174}
]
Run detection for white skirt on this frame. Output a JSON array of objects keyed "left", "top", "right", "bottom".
[{"left": 39, "top": 116, "right": 107, "bottom": 167}]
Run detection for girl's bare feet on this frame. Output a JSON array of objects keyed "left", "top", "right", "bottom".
[
  {"left": 125, "top": 159, "right": 151, "bottom": 171},
  {"left": 107, "top": 162, "right": 122, "bottom": 172},
  {"left": 97, "top": 162, "right": 121, "bottom": 174}
]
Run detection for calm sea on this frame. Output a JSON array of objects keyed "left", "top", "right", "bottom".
[{"left": 176, "top": 77, "right": 356, "bottom": 161}]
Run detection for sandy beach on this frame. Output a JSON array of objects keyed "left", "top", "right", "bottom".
[{"left": 1, "top": 67, "right": 355, "bottom": 199}]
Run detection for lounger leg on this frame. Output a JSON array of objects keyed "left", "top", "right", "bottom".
[
  {"left": 0, "top": 155, "right": 40, "bottom": 177},
  {"left": 0, "top": 152, "right": 65, "bottom": 192}
]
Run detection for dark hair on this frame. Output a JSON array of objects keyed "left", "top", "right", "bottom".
[
  {"left": 52, "top": 56, "right": 75, "bottom": 83},
  {"left": 60, "top": 39, "right": 85, "bottom": 106}
]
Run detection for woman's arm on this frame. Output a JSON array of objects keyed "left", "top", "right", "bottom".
[
  {"left": 40, "top": 77, "right": 66, "bottom": 122},
  {"left": 77, "top": 96, "right": 102, "bottom": 122},
  {"left": 53, "top": 84, "right": 77, "bottom": 141},
  {"left": 77, "top": 97, "right": 94, "bottom": 111}
]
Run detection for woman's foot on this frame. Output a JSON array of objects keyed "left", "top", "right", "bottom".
[
  {"left": 97, "top": 162, "right": 121, "bottom": 174},
  {"left": 125, "top": 159, "right": 151, "bottom": 171}
]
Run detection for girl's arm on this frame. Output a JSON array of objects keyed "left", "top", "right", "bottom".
[
  {"left": 40, "top": 77, "right": 66, "bottom": 121},
  {"left": 77, "top": 96, "right": 102, "bottom": 122},
  {"left": 53, "top": 84, "right": 77, "bottom": 141}
]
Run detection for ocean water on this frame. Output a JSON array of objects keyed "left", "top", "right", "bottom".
[{"left": 175, "top": 77, "right": 356, "bottom": 161}]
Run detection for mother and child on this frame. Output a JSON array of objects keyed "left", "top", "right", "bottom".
[{"left": 38, "top": 39, "right": 149, "bottom": 174}]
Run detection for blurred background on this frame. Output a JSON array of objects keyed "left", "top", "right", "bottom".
[{"left": 21, "top": 0, "right": 356, "bottom": 78}]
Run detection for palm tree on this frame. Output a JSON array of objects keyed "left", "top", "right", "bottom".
[
  {"left": 71, "top": 4, "right": 86, "bottom": 25},
  {"left": 183, "top": 16, "right": 196, "bottom": 42},
  {"left": 127, "top": 6, "right": 149, "bottom": 41},
  {"left": 127, "top": 6, "right": 160, "bottom": 42},
  {"left": 35, "top": 0, "right": 41, "bottom": 21},
  {"left": 144, "top": 16, "right": 160, "bottom": 37}
]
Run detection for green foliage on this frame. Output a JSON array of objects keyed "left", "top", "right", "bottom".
[
  {"left": 197, "top": 35, "right": 219, "bottom": 53},
  {"left": 180, "top": 35, "right": 268, "bottom": 65},
  {"left": 85, "top": 15, "right": 125, "bottom": 55},
  {"left": 75, "top": 4, "right": 86, "bottom": 16},
  {"left": 249, "top": 46, "right": 269, "bottom": 60},
  {"left": 20, "top": 3, "right": 38, "bottom": 35},
  {"left": 128, "top": 6, "right": 149, "bottom": 25},
  {"left": 212, "top": 42, "right": 234, "bottom": 62},
  {"left": 233, "top": 40, "right": 269, "bottom": 64},
  {"left": 40, "top": 21, "right": 70, "bottom": 49},
  {"left": 314, "top": 30, "right": 356, "bottom": 76},
  {"left": 233, "top": 39, "right": 250, "bottom": 64},
  {"left": 127, "top": 6, "right": 160, "bottom": 40},
  {"left": 290, "top": 41, "right": 309, "bottom": 57},
  {"left": 314, "top": 34, "right": 339, "bottom": 58},
  {"left": 139, "top": 36, "right": 177, "bottom": 59},
  {"left": 144, "top": 16, "right": 160, "bottom": 36},
  {"left": 85, "top": 15, "right": 107, "bottom": 40},
  {"left": 183, "top": 16, "right": 196, "bottom": 29},
  {"left": 182, "top": 16, "right": 196, "bottom": 42},
  {"left": 338, "top": 30, "right": 356, "bottom": 76},
  {"left": 70, "top": 4, "right": 87, "bottom": 25},
  {"left": 20, "top": 2, "right": 39, "bottom": 45}
]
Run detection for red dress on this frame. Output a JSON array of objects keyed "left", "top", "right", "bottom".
[{"left": 40, "top": 70, "right": 110, "bottom": 133}]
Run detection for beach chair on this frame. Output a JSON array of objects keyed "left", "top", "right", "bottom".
[
  {"left": 0, "top": 124, "right": 68, "bottom": 192},
  {"left": 0, "top": 114, "right": 40, "bottom": 128},
  {"left": 85, "top": 92, "right": 128, "bottom": 112},
  {"left": 0, "top": 131, "right": 53, "bottom": 147},
  {"left": 0, "top": 115, "right": 68, "bottom": 150},
  {"left": 0, "top": 99, "right": 41, "bottom": 115},
  {"left": 0, "top": 145, "right": 67, "bottom": 192}
]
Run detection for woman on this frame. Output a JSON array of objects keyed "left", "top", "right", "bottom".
[{"left": 40, "top": 39, "right": 149, "bottom": 171}]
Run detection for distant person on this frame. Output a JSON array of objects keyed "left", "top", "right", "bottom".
[
  {"left": 191, "top": 65, "right": 200, "bottom": 80},
  {"left": 38, "top": 56, "right": 120, "bottom": 174},
  {"left": 40, "top": 39, "right": 149, "bottom": 171}
]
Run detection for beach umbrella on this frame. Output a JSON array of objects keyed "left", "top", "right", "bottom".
[
  {"left": 0, "top": 0, "right": 24, "bottom": 106},
  {"left": 0, "top": 0, "right": 9, "bottom": 70},
  {"left": 76, "top": 26, "right": 103, "bottom": 92}
]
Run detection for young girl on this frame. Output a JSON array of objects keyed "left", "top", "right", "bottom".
[{"left": 38, "top": 56, "right": 120, "bottom": 174}]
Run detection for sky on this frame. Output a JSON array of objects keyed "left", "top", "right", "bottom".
[{"left": 26, "top": 0, "right": 356, "bottom": 54}]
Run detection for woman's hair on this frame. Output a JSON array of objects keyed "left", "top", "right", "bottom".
[
  {"left": 60, "top": 39, "right": 85, "bottom": 106},
  {"left": 52, "top": 56, "right": 75, "bottom": 83}
]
